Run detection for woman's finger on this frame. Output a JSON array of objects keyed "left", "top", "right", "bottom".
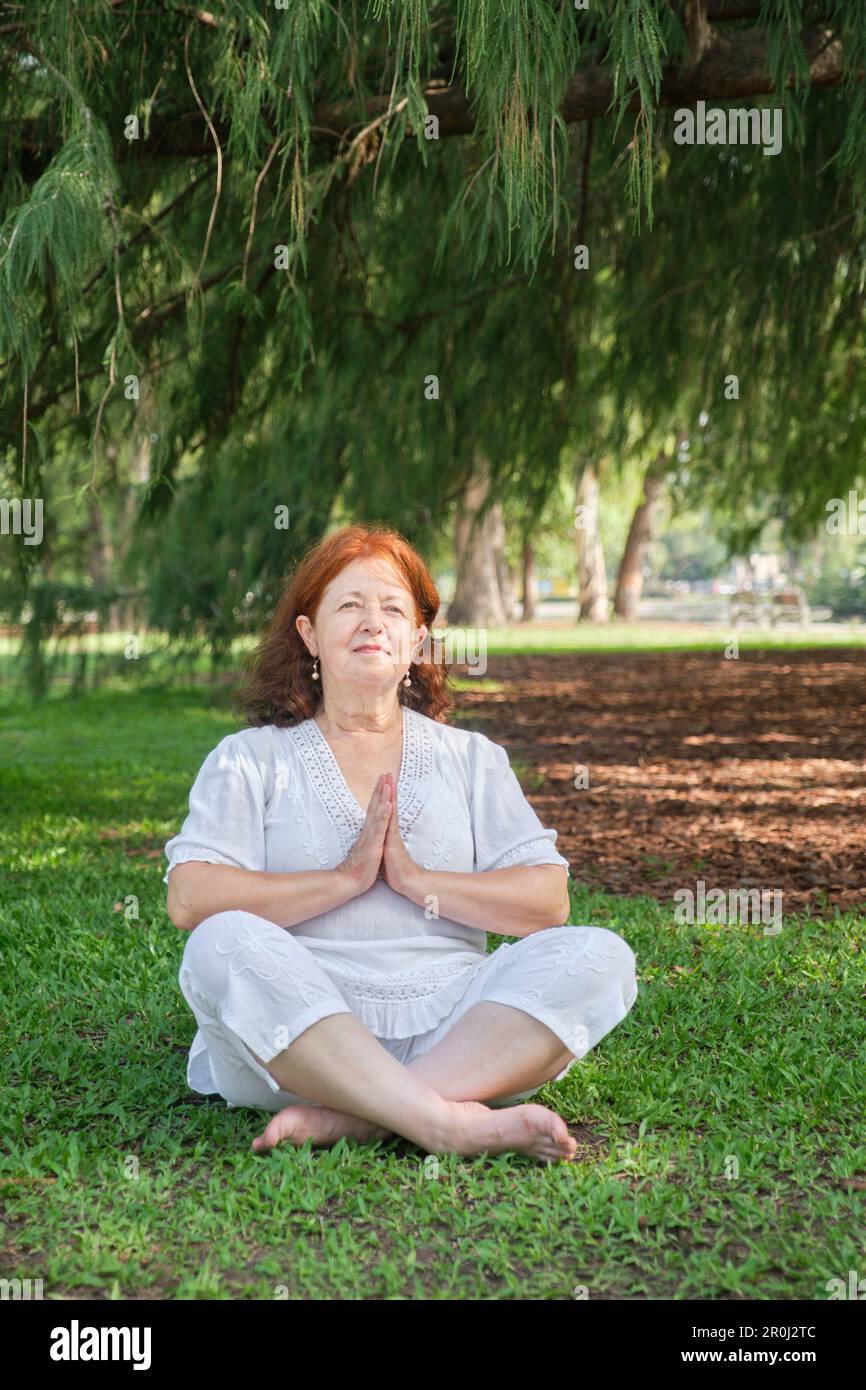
[
  {"left": 365, "top": 776, "right": 388, "bottom": 818},
  {"left": 365, "top": 774, "right": 386, "bottom": 811}
]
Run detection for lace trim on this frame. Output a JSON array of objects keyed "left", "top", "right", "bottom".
[
  {"left": 393, "top": 707, "right": 431, "bottom": 840},
  {"left": 485, "top": 836, "right": 567, "bottom": 871},
  {"left": 289, "top": 707, "right": 432, "bottom": 856},
  {"left": 321, "top": 955, "right": 479, "bottom": 1002}
]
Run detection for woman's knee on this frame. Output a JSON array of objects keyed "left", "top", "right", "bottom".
[
  {"left": 180, "top": 908, "right": 287, "bottom": 996},
  {"left": 589, "top": 927, "right": 637, "bottom": 983},
  {"left": 520, "top": 924, "right": 637, "bottom": 994},
  {"left": 577, "top": 926, "right": 636, "bottom": 995},
  {"left": 182, "top": 907, "right": 248, "bottom": 965}
]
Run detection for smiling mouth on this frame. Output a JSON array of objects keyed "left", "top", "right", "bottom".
[{"left": 354, "top": 645, "right": 387, "bottom": 653}]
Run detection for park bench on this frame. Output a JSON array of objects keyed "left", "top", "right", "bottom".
[
  {"left": 728, "top": 590, "right": 766, "bottom": 626},
  {"left": 769, "top": 589, "right": 810, "bottom": 626}
]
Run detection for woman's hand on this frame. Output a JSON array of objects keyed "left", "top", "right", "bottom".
[
  {"left": 336, "top": 774, "right": 393, "bottom": 898},
  {"left": 381, "top": 773, "right": 426, "bottom": 903}
]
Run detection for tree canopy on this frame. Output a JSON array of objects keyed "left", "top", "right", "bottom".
[{"left": 1, "top": 2, "right": 865, "bottom": 676}]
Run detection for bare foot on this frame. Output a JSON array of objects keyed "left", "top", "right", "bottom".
[
  {"left": 251, "top": 1104, "right": 392, "bottom": 1154},
  {"left": 443, "top": 1100, "right": 578, "bottom": 1164}
]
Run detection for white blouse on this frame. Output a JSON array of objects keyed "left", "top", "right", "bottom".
[{"left": 164, "top": 706, "right": 571, "bottom": 1042}]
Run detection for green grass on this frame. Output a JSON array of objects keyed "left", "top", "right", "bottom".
[
  {"left": 3, "top": 619, "right": 866, "bottom": 705},
  {"left": 475, "top": 623, "right": 866, "bottom": 655},
  {"left": 1, "top": 686, "right": 864, "bottom": 1299}
]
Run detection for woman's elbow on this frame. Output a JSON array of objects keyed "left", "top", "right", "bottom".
[
  {"left": 166, "top": 897, "right": 193, "bottom": 931},
  {"left": 547, "top": 877, "right": 572, "bottom": 927},
  {"left": 550, "top": 896, "right": 571, "bottom": 927},
  {"left": 166, "top": 873, "right": 197, "bottom": 931}
]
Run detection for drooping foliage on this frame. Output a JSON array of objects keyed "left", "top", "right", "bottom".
[{"left": 1, "top": 2, "right": 865, "bottom": 687}]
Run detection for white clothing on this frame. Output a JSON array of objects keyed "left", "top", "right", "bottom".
[
  {"left": 164, "top": 707, "right": 638, "bottom": 1107},
  {"left": 179, "top": 911, "right": 638, "bottom": 1112}
]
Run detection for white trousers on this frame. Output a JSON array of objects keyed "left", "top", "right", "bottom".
[{"left": 178, "top": 912, "right": 639, "bottom": 1113}]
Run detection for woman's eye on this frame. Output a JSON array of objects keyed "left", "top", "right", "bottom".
[{"left": 340, "top": 600, "right": 403, "bottom": 613}]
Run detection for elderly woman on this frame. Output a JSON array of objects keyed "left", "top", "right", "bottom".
[{"left": 165, "top": 524, "right": 638, "bottom": 1165}]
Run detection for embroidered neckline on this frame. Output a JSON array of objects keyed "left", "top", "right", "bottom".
[{"left": 288, "top": 706, "right": 432, "bottom": 855}]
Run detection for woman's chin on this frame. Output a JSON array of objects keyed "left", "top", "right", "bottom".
[{"left": 342, "top": 667, "right": 400, "bottom": 689}]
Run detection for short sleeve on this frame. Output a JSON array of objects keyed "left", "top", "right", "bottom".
[
  {"left": 162, "top": 734, "right": 267, "bottom": 886},
  {"left": 469, "top": 733, "right": 571, "bottom": 876}
]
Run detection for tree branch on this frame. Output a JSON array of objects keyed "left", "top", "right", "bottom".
[{"left": 6, "top": 23, "right": 858, "bottom": 168}]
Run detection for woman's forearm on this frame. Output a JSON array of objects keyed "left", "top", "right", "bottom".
[
  {"left": 403, "top": 864, "right": 571, "bottom": 937},
  {"left": 166, "top": 860, "right": 357, "bottom": 932}
]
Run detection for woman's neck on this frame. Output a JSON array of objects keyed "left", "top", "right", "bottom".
[{"left": 314, "top": 695, "right": 403, "bottom": 737}]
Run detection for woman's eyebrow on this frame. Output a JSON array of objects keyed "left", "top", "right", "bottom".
[{"left": 338, "top": 590, "right": 408, "bottom": 601}]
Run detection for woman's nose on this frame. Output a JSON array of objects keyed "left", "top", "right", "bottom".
[{"left": 359, "top": 608, "right": 386, "bottom": 628}]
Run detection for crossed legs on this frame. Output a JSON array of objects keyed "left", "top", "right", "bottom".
[
  {"left": 246, "top": 1002, "right": 578, "bottom": 1164},
  {"left": 181, "top": 913, "right": 637, "bottom": 1165}
]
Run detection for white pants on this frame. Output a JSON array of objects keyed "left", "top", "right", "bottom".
[{"left": 178, "top": 912, "right": 639, "bottom": 1113}]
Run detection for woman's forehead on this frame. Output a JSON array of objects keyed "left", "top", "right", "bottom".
[{"left": 327, "top": 557, "right": 410, "bottom": 595}]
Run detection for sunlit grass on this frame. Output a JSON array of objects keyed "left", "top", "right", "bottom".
[
  {"left": 1, "top": 686, "right": 864, "bottom": 1299},
  {"left": 2, "top": 619, "right": 864, "bottom": 699}
]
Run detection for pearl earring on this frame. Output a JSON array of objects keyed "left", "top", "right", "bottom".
[
  {"left": 403, "top": 668, "right": 412, "bottom": 688},
  {"left": 312, "top": 657, "right": 319, "bottom": 680}
]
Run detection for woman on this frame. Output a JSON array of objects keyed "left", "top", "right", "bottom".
[{"left": 164, "top": 524, "right": 638, "bottom": 1164}]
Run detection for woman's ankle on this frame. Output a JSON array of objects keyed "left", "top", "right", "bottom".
[{"left": 417, "top": 1096, "right": 475, "bottom": 1155}]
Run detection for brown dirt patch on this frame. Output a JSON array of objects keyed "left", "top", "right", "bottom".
[{"left": 453, "top": 647, "right": 866, "bottom": 918}]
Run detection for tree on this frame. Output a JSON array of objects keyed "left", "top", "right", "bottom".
[
  {"left": 574, "top": 462, "right": 609, "bottom": 622},
  {"left": 613, "top": 437, "right": 684, "bottom": 619},
  {"left": 448, "top": 462, "right": 513, "bottom": 626},
  {"left": 2, "top": 2, "right": 866, "bottom": 691}
]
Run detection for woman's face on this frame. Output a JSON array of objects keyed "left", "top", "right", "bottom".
[{"left": 296, "top": 556, "right": 428, "bottom": 696}]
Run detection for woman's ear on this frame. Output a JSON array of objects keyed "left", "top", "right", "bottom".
[{"left": 296, "top": 614, "right": 316, "bottom": 655}]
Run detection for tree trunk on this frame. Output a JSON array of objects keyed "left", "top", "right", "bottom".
[
  {"left": 448, "top": 460, "right": 508, "bottom": 627},
  {"left": 116, "top": 429, "right": 153, "bottom": 631},
  {"left": 785, "top": 542, "right": 803, "bottom": 585},
  {"left": 87, "top": 494, "right": 118, "bottom": 629},
  {"left": 574, "top": 463, "right": 608, "bottom": 622},
  {"left": 521, "top": 537, "right": 537, "bottom": 622},
  {"left": 613, "top": 453, "right": 666, "bottom": 620},
  {"left": 492, "top": 506, "right": 519, "bottom": 622}
]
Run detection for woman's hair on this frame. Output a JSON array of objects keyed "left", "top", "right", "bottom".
[{"left": 233, "top": 523, "right": 453, "bottom": 727}]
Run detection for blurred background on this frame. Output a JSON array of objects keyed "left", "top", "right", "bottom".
[{"left": 2, "top": 4, "right": 866, "bottom": 701}]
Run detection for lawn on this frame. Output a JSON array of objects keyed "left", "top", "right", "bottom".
[
  {"left": 1, "top": 684, "right": 864, "bottom": 1299},
  {"left": 2, "top": 616, "right": 866, "bottom": 700}
]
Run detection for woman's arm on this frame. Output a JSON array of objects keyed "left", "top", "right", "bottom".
[
  {"left": 166, "top": 861, "right": 358, "bottom": 932},
  {"left": 380, "top": 771, "right": 571, "bottom": 936},
  {"left": 167, "top": 772, "right": 395, "bottom": 932},
  {"left": 395, "top": 863, "right": 571, "bottom": 938}
]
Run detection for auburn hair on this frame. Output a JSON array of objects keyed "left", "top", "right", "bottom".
[{"left": 233, "top": 523, "right": 453, "bottom": 727}]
